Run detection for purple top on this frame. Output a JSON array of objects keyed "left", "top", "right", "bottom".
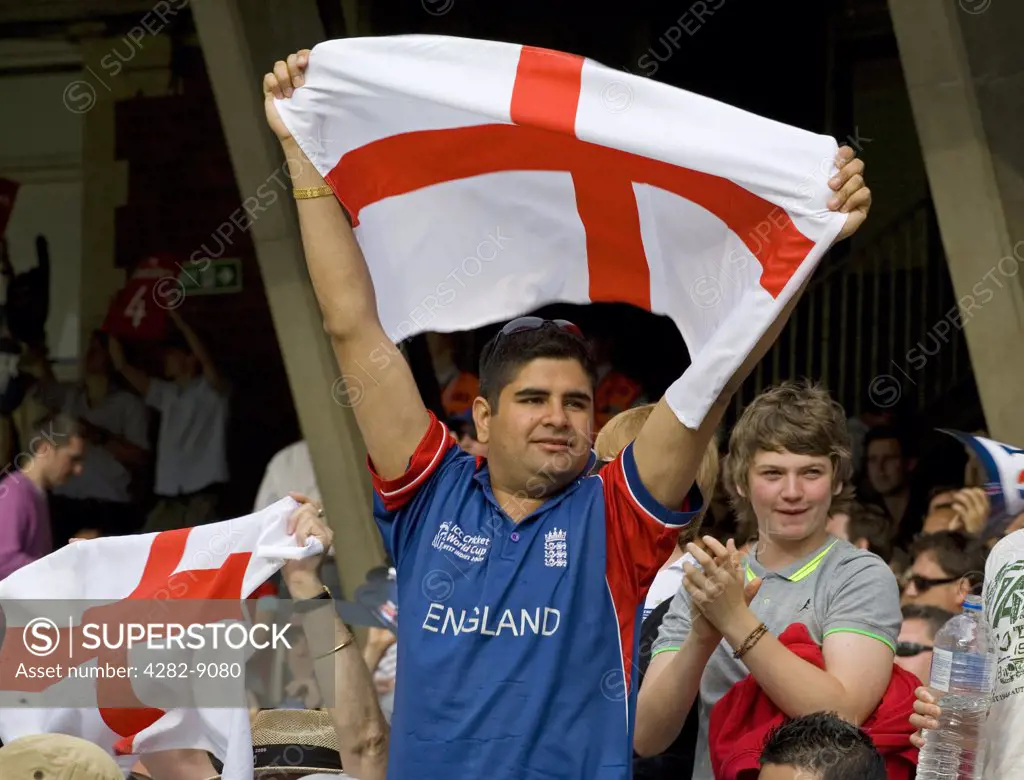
[{"left": 0, "top": 472, "right": 52, "bottom": 581}]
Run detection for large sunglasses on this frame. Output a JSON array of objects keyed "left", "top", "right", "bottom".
[
  {"left": 480, "top": 317, "right": 584, "bottom": 368},
  {"left": 905, "top": 574, "right": 961, "bottom": 593},
  {"left": 896, "top": 641, "right": 934, "bottom": 658}
]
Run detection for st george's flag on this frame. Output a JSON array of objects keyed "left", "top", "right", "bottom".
[
  {"left": 941, "top": 429, "right": 1024, "bottom": 536},
  {"left": 274, "top": 35, "right": 849, "bottom": 427},
  {"left": 0, "top": 497, "right": 321, "bottom": 780}
]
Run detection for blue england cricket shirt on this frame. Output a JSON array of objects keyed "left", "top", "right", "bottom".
[{"left": 371, "top": 413, "right": 701, "bottom": 780}]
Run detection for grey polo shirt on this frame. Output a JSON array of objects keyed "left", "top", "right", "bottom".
[
  {"left": 650, "top": 535, "right": 901, "bottom": 780},
  {"left": 146, "top": 376, "right": 229, "bottom": 496}
]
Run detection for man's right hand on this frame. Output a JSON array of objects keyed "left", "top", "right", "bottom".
[
  {"left": 263, "top": 49, "right": 311, "bottom": 143},
  {"left": 909, "top": 686, "right": 942, "bottom": 749},
  {"left": 685, "top": 539, "right": 762, "bottom": 645}
]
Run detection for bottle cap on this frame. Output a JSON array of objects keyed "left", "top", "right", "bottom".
[{"left": 963, "top": 594, "right": 983, "bottom": 611}]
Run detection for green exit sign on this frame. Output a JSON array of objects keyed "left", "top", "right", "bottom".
[{"left": 179, "top": 257, "right": 242, "bottom": 295}]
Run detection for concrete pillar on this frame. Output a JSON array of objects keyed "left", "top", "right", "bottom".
[
  {"left": 889, "top": 0, "right": 1024, "bottom": 443},
  {"left": 77, "top": 33, "right": 179, "bottom": 359},
  {"left": 190, "top": 0, "right": 385, "bottom": 596}
]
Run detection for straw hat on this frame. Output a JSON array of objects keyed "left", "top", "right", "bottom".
[
  {"left": 0, "top": 734, "right": 123, "bottom": 780},
  {"left": 205, "top": 709, "right": 345, "bottom": 778}
]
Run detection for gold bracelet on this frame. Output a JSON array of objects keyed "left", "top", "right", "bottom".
[
  {"left": 293, "top": 185, "right": 334, "bottom": 200},
  {"left": 315, "top": 636, "right": 355, "bottom": 660}
]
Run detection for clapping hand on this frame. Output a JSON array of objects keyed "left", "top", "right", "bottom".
[{"left": 683, "top": 537, "right": 762, "bottom": 643}]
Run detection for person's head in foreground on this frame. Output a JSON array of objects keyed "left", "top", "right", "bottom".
[
  {"left": 758, "top": 712, "right": 886, "bottom": 780},
  {"left": 595, "top": 402, "right": 719, "bottom": 546},
  {"left": 901, "top": 530, "right": 987, "bottom": 612},
  {"left": 22, "top": 412, "right": 85, "bottom": 489},
  {"left": 473, "top": 317, "right": 597, "bottom": 498},
  {"left": 726, "top": 380, "right": 853, "bottom": 550},
  {"left": 0, "top": 732, "right": 123, "bottom": 780},
  {"left": 895, "top": 603, "right": 954, "bottom": 684},
  {"left": 206, "top": 708, "right": 346, "bottom": 779}
]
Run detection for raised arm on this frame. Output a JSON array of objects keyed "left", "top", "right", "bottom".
[
  {"left": 283, "top": 498, "right": 389, "bottom": 780},
  {"left": 632, "top": 148, "right": 870, "bottom": 508},
  {"left": 168, "top": 309, "right": 228, "bottom": 396},
  {"left": 264, "top": 51, "right": 429, "bottom": 479},
  {"left": 107, "top": 336, "right": 151, "bottom": 398}
]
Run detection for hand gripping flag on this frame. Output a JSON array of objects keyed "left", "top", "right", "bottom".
[
  {"left": 940, "top": 429, "right": 1024, "bottom": 536},
  {"left": 275, "top": 35, "right": 849, "bottom": 427},
  {"left": 0, "top": 497, "right": 322, "bottom": 779}
]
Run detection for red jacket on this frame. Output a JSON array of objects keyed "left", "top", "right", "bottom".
[{"left": 708, "top": 623, "right": 919, "bottom": 780}]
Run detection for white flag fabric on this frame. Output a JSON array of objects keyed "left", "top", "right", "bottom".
[
  {"left": 0, "top": 497, "right": 320, "bottom": 779},
  {"left": 940, "top": 430, "right": 1024, "bottom": 529},
  {"left": 275, "top": 35, "right": 848, "bottom": 426}
]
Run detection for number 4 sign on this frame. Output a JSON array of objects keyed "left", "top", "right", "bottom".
[{"left": 102, "top": 253, "right": 182, "bottom": 341}]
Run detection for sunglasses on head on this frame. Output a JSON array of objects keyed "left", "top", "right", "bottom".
[
  {"left": 905, "top": 574, "right": 962, "bottom": 593},
  {"left": 480, "top": 317, "right": 585, "bottom": 368},
  {"left": 896, "top": 641, "right": 934, "bottom": 658}
]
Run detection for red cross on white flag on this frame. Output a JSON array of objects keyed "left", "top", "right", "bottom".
[
  {"left": 275, "top": 35, "right": 848, "bottom": 427},
  {"left": 0, "top": 497, "right": 319, "bottom": 780}
]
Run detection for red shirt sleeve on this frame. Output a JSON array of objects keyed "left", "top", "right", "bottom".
[
  {"left": 367, "top": 412, "right": 457, "bottom": 513},
  {"left": 602, "top": 441, "right": 704, "bottom": 596}
]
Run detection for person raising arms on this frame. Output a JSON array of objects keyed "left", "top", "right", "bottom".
[{"left": 263, "top": 50, "right": 871, "bottom": 780}]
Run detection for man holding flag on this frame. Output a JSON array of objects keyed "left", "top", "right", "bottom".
[{"left": 264, "top": 42, "right": 870, "bottom": 780}]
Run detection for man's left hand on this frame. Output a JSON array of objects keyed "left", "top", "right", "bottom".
[{"left": 829, "top": 146, "right": 871, "bottom": 243}]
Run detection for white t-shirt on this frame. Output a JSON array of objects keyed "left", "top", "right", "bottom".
[
  {"left": 643, "top": 552, "right": 696, "bottom": 621},
  {"left": 145, "top": 376, "right": 229, "bottom": 495},
  {"left": 984, "top": 529, "right": 1024, "bottom": 778}
]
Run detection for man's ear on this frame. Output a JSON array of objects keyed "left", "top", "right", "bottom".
[
  {"left": 832, "top": 480, "right": 844, "bottom": 498},
  {"left": 472, "top": 396, "right": 492, "bottom": 445}
]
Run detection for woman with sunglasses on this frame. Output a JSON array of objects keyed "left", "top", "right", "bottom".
[{"left": 263, "top": 49, "right": 872, "bottom": 780}]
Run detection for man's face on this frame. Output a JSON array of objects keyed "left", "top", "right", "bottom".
[
  {"left": 901, "top": 551, "right": 963, "bottom": 612},
  {"left": 745, "top": 450, "right": 838, "bottom": 544},
  {"left": 866, "top": 438, "right": 906, "bottom": 496},
  {"left": 40, "top": 436, "right": 85, "bottom": 486},
  {"left": 895, "top": 617, "right": 936, "bottom": 684},
  {"left": 759, "top": 764, "right": 819, "bottom": 780},
  {"left": 476, "top": 358, "right": 593, "bottom": 497}
]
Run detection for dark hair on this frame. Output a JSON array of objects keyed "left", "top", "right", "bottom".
[
  {"left": 760, "top": 712, "right": 886, "bottom": 779},
  {"left": 846, "top": 503, "right": 894, "bottom": 562},
  {"left": 910, "top": 530, "right": 988, "bottom": 582},
  {"left": 863, "top": 425, "right": 912, "bottom": 459},
  {"left": 478, "top": 324, "right": 596, "bottom": 410},
  {"left": 901, "top": 604, "right": 955, "bottom": 639}
]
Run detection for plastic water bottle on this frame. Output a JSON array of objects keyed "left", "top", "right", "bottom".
[{"left": 916, "top": 594, "right": 994, "bottom": 780}]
